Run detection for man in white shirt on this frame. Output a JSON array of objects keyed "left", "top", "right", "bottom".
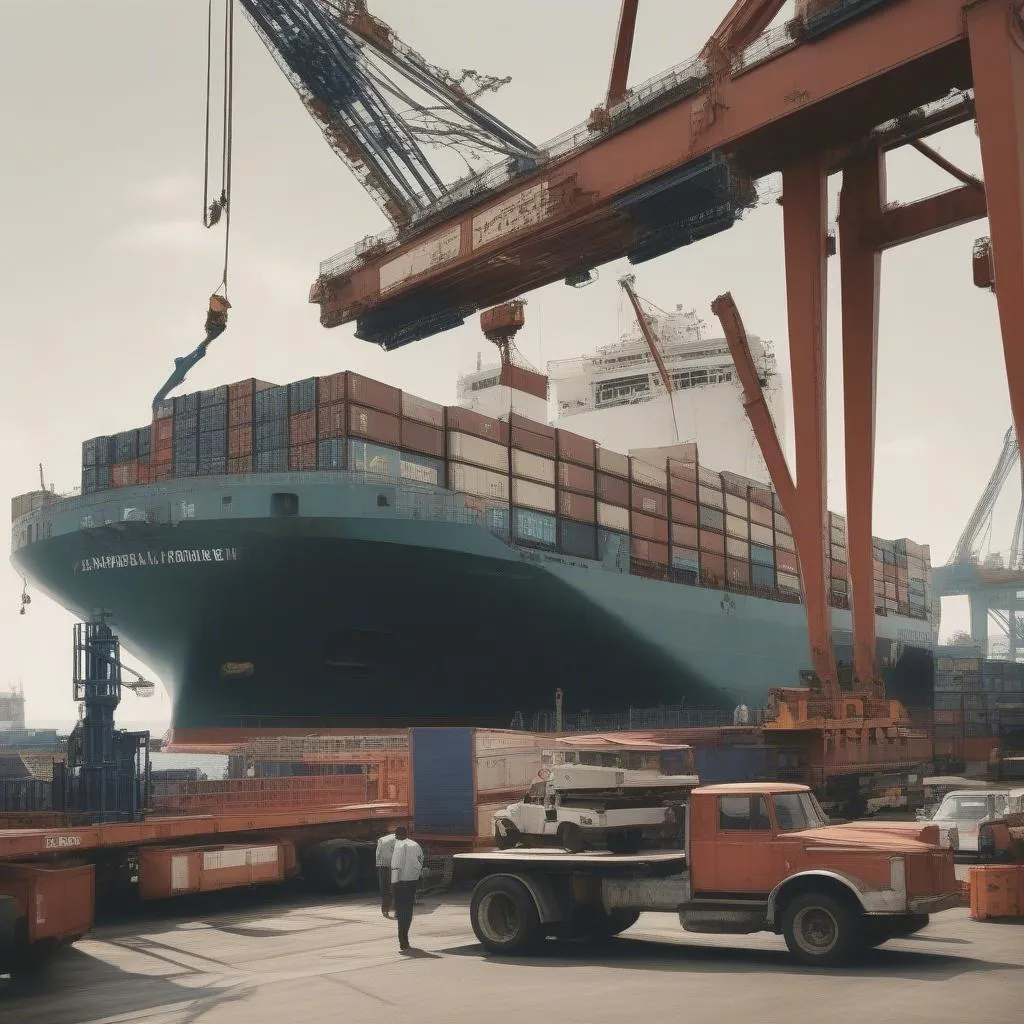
[
  {"left": 375, "top": 830, "right": 397, "bottom": 918},
  {"left": 390, "top": 826, "right": 425, "bottom": 952}
]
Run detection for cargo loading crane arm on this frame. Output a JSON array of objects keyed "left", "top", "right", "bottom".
[{"left": 151, "top": 295, "right": 231, "bottom": 413}]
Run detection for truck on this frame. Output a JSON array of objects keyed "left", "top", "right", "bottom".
[
  {"left": 492, "top": 740, "right": 699, "bottom": 854},
  {"left": 457, "top": 781, "right": 963, "bottom": 967}
]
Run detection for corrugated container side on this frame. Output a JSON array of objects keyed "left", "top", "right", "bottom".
[
  {"left": 597, "top": 447, "right": 630, "bottom": 478},
  {"left": 725, "top": 492, "right": 747, "bottom": 518},
  {"left": 137, "top": 425, "right": 152, "bottom": 458},
  {"left": 349, "top": 440, "right": 400, "bottom": 478},
  {"left": 559, "top": 518, "right": 597, "bottom": 557},
  {"left": 831, "top": 560, "right": 849, "bottom": 580},
  {"left": 701, "top": 551, "right": 726, "bottom": 585},
  {"left": 511, "top": 425, "right": 556, "bottom": 458},
  {"left": 319, "top": 402, "right": 347, "bottom": 439},
  {"left": 726, "top": 536, "right": 749, "bottom": 560},
  {"left": 631, "top": 537, "right": 669, "bottom": 564},
  {"left": 349, "top": 404, "right": 402, "bottom": 446},
  {"left": 558, "top": 461, "right": 595, "bottom": 495},
  {"left": 318, "top": 438, "right": 346, "bottom": 470},
  {"left": 227, "top": 455, "right": 252, "bottom": 474},
  {"left": 511, "top": 478, "right": 556, "bottom": 513},
  {"left": 199, "top": 404, "right": 227, "bottom": 433},
  {"left": 411, "top": 728, "right": 475, "bottom": 834},
  {"left": 228, "top": 377, "right": 254, "bottom": 399},
  {"left": 597, "top": 472, "right": 630, "bottom": 506},
  {"left": 726, "top": 513, "right": 748, "bottom": 539},
  {"left": 672, "top": 546, "right": 699, "bottom": 572},
  {"left": 153, "top": 398, "right": 174, "bottom": 420},
  {"left": 449, "top": 463, "right": 510, "bottom": 501},
  {"left": 255, "top": 386, "right": 289, "bottom": 423},
  {"left": 400, "top": 451, "right": 445, "bottom": 486},
  {"left": 288, "top": 443, "right": 318, "bottom": 471},
  {"left": 448, "top": 431, "right": 509, "bottom": 473},
  {"left": 749, "top": 484, "right": 772, "bottom": 507},
  {"left": 255, "top": 449, "right": 289, "bottom": 472},
  {"left": 509, "top": 412, "right": 556, "bottom": 439},
  {"left": 671, "top": 499, "right": 698, "bottom": 526},
  {"left": 751, "top": 542, "right": 775, "bottom": 567},
  {"left": 114, "top": 430, "right": 138, "bottom": 462},
  {"left": 153, "top": 417, "right": 174, "bottom": 447},
  {"left": 697, "top": 465, "right": 721, "bottom": 488},
  {"left": 777, "top": 531, "right": 796, "bottom": 553},
  {"left": 671, "top": 522, "right": 698, "bottom": 547},
  {"left": 289, "top": 409, "right": 317, "bottom": 445},
  {"left": 751, "top": 562, "right": 775, "bottom": 589},
  {"left": 255, "top": 420, "right": 288, "bottom": 451},
  {"left": 631, "top": 484, "right": 668, "bottom": 518},
  {"left": 631, "top": 457, "right": 668, "bottom": 490},
  {"left": 598, "top": 528, "right": 631, "bottom": 571},
  {"left": 317, "top": 371, "right": 346, "bottom": 406},
  {"left": 698, "top": 505, "right": 725, "bottom": 532},
  {"left": 347, "top": 372, "right": 401, "bottom": 415},
  {"left": 288, "top": 377, "right": 317, "bottom": 413},
  {"left": 401, "top": 391, "right": 445, "bottom": 427},
  {"left": 778, "top": 570, "right": 801, "bottom": 593},
  {"left": 228, "top": 424, "right": 252, "bottom": 458},
  {"left": 631, "top": 510, "right": 669, "bottom": 543},
  {"left": 512, "top": 507, "right": 557, "bottom": 548},
  {"left": 556, "top": 428, "right": 596, "bottom": 467},
  {"left": 775, "top": 511, "right": 792, "bottom": 535},
  {"left": 512, "top": 449, "right": 555, "bottom": 485},
  {"left": 558, "top": 491, "right": 596, "bottom": 524},
  {"left": 597, "top": 501, "right": 630, "bottom": 532},
  {"left": 200, "top": 385, "right": 229, "bottom": 407},
  {"left": 698, "top": 484, "right": 724, "bottom": 510},
  {"left": 174, "top": 392, "right": 200, "bottom": 415},
  {"left": 727, "top": 558, "right": 751, "bottom": 586},
  {"left": 111, "top": 461, "right": 138, "bottom": 488},
  {"left": 751, "top": 523, "right": 773, "bottom": 546},
  {"left": 446, "top": 406, "right": 508, "bottom": 444},
  {"left": 699, "top": 529, "right": 726, "bottom": 555},
  {"left": 670, "top": 476, "right": 698, "bottom": 502}
]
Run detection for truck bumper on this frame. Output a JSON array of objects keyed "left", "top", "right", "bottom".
[{"left": 908, "top": 891, "right": 963, "bottom": 914}]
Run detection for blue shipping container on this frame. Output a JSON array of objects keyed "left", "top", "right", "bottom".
[
  {"left": 199, "top": 429, "right": 227, "bottom": 461},
  {"left": 513, "top": 507, "right": 557, "bottom": 549},
  {"left": 81, "top": 467, "right": 97, "bottom": 493},
  {"left": 318, "top": 438, "right": 346, "bottom": 470},
  {"left": 694, "top": 745, "right": 772, "bottom": 784},
  {"left": 751, "top": 562, "right": 775, "bottom": 589},
  {"left": 200, "top": 404, "right": 228, "bottom": 432},
  {"left": 255, "top": 386, "right": 289, "bottom": 423},
  {"left": 411, "top": 727, "right": 475, "bottom": 834},
  {"left": 96, "top": 466, "right": 111, "bottom": 489},
  {"left": 349, "top": 439, "right": 400, "bottom": 478},
  {"left": 200, "top": 385, "right": 229, "bottom": 407},
  {"left": 559, "top": 518, "right": 597, "bottom": 559},
  {"left": 255, "top": 449, "right": 288, "bottom": 473},
  {"left": 82, "top": 437, "right": 100, "bottom": 468},
  {"left": 288, "top": 377, "right": 317, "bottom": 413},
  {"left": 174, "top": 412, "right": 199, "bottom": 439},
  {"left": 255, "top": 420, "right": 288, "bottom": 451},
  {"left": 400, "top": 451, "right": 445, "bottom": 487},
  {"left": 173, "top": 392, "right": 200, "bottom": 415},
  {"left": 137, "top": 425, "right": 151, "bottom": 457},
  {"left": 114, "top": 430, "right": 137, "bottom": 462},
  {"left": 698, "top": 505, "right": 725, "bottom": 531},
  {"left": 750, "top": 543, "right": 774, "bottom": 567},
  {"left": 598, "top": 528, "right": 630, "bottom": 572}
]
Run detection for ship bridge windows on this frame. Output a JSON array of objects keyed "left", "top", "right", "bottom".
[{"left": 271, "top": 492, "right": 299, "bottom": 517}]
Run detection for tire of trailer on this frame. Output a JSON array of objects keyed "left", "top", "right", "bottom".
[
  {"left": 470, "top": 876, "right": 543, "bottom": 955},
  {"left": 306, "top": 840, "right": 363, "bottom": 893},
  {"left": 781, "top": 891, "right": 858, "bottom": 967}
]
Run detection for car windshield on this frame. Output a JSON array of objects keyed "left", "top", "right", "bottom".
[
  {"left": 773, "top": 791, "right": 830, "bottom": 831},
  {"left": 934, "top": 793, "right": 1008, "bottom": 822}
]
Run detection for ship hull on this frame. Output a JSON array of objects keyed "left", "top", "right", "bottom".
[{"left": 11, "top": 477, "right": 936, "bottom": 729}]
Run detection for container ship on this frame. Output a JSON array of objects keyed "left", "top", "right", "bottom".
[{"left": 10, "top": 321, "right": 937, "bottom": 731}]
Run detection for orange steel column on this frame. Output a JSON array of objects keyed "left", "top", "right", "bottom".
[
  {"left": 781, "top": 154, "right": 839, "bottom": 696},
  {"left": 968, "top": 1, "right": 1024, "bottom": 452},
  {"left": 838, "top": 147, "right": 886, "bottom": 696}
]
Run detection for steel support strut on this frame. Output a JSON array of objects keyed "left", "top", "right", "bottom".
[
  {"left": 606, "top": 0, "right": 640, "bottom": 108},
  {"left": 838, "top": 147, "right": 886, "bottom": 696},
  {"left": 782, "top": 155, "right": 839, "bottom": 705},
  {"left": 968, "top": 1, "right": 1024, "bottom": 456}
]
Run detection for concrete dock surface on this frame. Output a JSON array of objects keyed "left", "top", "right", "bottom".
[{"left": 1, "top": 888, "right": 1022, "bottom": 1024}]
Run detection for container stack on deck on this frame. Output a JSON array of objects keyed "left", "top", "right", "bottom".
[
  {"left": 933, "top": 656, "right": 1024, "bottom": 756},
  {"left": 78, "top": 368, "right": 932, "bottom": 623}
]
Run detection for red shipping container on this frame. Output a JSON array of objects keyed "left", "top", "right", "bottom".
[
  {"left": 699, "top": 529, "right": 726, "bottom": 555},
  {"left": 727, "top": 558, "right": 751, "bottom": 587},
  {"left": 152, "top": 416, "right": 174, "bottom": 447},
  {"left": 228, "top": 455, "right": 252, "bottom": 474},
  {"left": 631, "top": 484, "right": 668, "bottom": 518},
  {"left": 401, "top": 392, "right": 445, "bottom": 428},
  {"left": 631, "top": 537, "right": 669, "bottom": 565},
  {"left": 446, "top": 406, "right": 508, "bottom": 444},
  {"left": 597, "top": 472, "right": 630, "bottom": 506},
  {"left": 556, "top": 428, "right": 596, "bottom": 467},
  {"left": 228, "top": 424, "right": 252, "bottom": 458},
  {"left": 509, "top": 412, "right": 555, "bottom": 439},
  {"left": 111, "top": 461, "right": 138, "bottom": 487},
  {"left": 228, "top": 377, "right": 254, "bottom": 399},
  {"left": 701, "top": 551, "right": 726, "bottom": 584},
  {"left": 671, "top": 499, "right": 699, "bottom": 527},
  {"left": 750, "top": 503, "right": 773, "bottom": 527},
  {"left": 558, "top": 462, "right": 595, "bottom": 495},
  {"left": 319, "top": 371, "right": 347, "bottom": 406},
  {"left": 347, "top": 372, "right": 401, "bottom": 415},
  {"left": 777, "top": 550, "right": 799, "bottom": 575},
  {"left": 151, "top": 462, "right": 172, "bottom": 481},
  {"left": 349, "top": 404, "right": 402, "bottom": 446},
  {"left": 558, "top": 491, "right": 596, "bottom": 523},
  {"left": 830, "top": 560, "right": 849, "bottom": 581},
  {"left": 401, "top": 419, "right": 445, "bottom": 457},
  {"left": 288, "top": 443, "right": 318, "bottom": 471},
  {"left": 669, "top": 476, "right": 698, "bottom": 501},
  {"left": 512, "top": 426, "right": 557, "bottom": 458},
  {"left": 319, "top": 402, "right": 347, "bottom": 439},
  {"left": 289, "top": 410, "right": 317, "bottom": 445},
  {"left": 500, "top": 362, "right": 548, "bottom": 399},
  {"left": 228, "top": 395, "right": 252, "bottom": 426},
  {"left": 672, "top": 522, "right": 698, "bottom": 548},
  {"left": 151, "top": 444, "right": 172, "bottom": 466},
  {"left": 631, "top": 510, "right": 669, "bottom": 543}
]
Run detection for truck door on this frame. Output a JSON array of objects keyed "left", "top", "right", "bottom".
[{"left": 706, "top": 794, "right": 777, "bottom": 895}]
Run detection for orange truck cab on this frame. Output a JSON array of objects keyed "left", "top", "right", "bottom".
[{"left": 456, "top": 781, "right": 962, "bottom": 966}]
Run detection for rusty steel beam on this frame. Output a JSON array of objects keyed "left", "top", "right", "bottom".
[
  {"left": 702, "top": 0, "right": 789, "bottom": 59},
  {"left": 605, "top": 0, "right": 641, "bottom": 108},
  {"left": 909, "top": 138, "right": 984, "bottom": 190},
  {"left": 867, "top": 185, "right": 988, "bottom": 250}
]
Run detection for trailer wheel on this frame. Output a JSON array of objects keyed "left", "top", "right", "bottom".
[
  {"left": 470, "top": 877, "right": 542, "bottom": 955},
  {"left": 593, "top": 908, "right": 641, "bottom": 937},
  {"left": 606, "top": 830, "right": 643, "bottom": 855},
  {"left": 557, "top": 823, "right": 584, "bottom": 853},
  {"left": 306, "top": 840, "right": 363, "bottom": 893},
  {"left": 781, "top": 891, "right": 858, "bottom": 967}
]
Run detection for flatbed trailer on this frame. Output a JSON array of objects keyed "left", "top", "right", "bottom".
[{"left": 0, "top": 800, "right": 408, "bottom": 973}]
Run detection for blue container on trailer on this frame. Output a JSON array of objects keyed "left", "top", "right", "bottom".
[{"left": 411, "top": 727, "right": 475, "bottom": 834}]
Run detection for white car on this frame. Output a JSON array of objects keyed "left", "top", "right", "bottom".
[{"left": 928, "top": 788, "right": 1024, "bottom": 853}]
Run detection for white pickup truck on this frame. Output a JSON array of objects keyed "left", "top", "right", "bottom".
[{"left": 493, "top": 740, "right": 699, "bottom": 854}]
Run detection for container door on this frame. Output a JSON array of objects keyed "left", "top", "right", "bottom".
[{"left": 411, "top": 728, "right": 475, "bottom": 834}]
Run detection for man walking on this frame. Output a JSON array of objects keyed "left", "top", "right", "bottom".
[
  {"left": 375, "top": 830, "right": 397, "bottom": 918},
  {"left": 390, "top": 826, "right": 424, "bottom": 952}
]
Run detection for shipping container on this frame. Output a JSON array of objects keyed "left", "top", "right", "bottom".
[
  {"left": 114, "top": 429, "right": 138, "bottom": 463},
  {"left": 751, "top": 562, "right": 775, "bottom": 590},
  {"left": 750, "top": 523, "right": 773, "bottom": 547},
  {"left": 830, "top": 543, "right": 847, "bottom": 564},
  {"left": 318, "top": 438, "right": 346, "bottom": 470},
  {"left": 153, "top": 397, "right": 174, "bottom": 420},
  {"left": 557, "top": 490, "right": 596, "bottom": 524},
  {"left": 831, "top": 560, "right": 849, "bottom": 581},
  {"left": 348, "top": 404, "right": 401, "bottom": 447},
  {"left": 348, "top": 439, "right": 401, "bottom": 478},
  {"left": 199, "top": 385, "right": 229, "bottom": 408},
  {"left": 449, "top": 462, "right": 510, "bottom": 501},
  {"left": 448, "top": 431, "right": 509, "bottom": 473},
  {"left": 512, "top": 449, "right": 555, "bottom": 485},
  {"left": 401, "top": 419, "right": 445, "bottom": 458},
  {"left": 460, "top": 496, "right": 511, "bottom": 537},
  {"left": 289, "top": 409, "right": 317, "bottom": 445},
  {"left": 254, "top": 449, "right": 288, "bottom": 473},
  {"left": 631, "top": 537, "right": 669, "bottom": 565},
  {"left": 699, "top": 529, "right": 726, "bottom": 555},
  {"left": 152, "top": 416, "right": 174, "bottom": 449},
  {"left": 318, "top": 371, "right": 347, "bottom": 406},
  {"left": 227, "top": 455, "right": 252, "bottom": 474},
  {"left": 255, "top": 420, "right": 288, "bottom": 451},
  {"left": 513, "top": 507, "right": 557, "bottom": 548},
  {"left": 228, "top": 424, "right": 252, "bottom": 458},
  {"left": 774, "top": 511, "right": 792, "bottom": 535},
  {"left": 446, "top": 406, "right": 508, "bottom": 444},
  {"left": 174, "top": 392, "right": 200, "bottom": 416},
  {"left": 727, "top": 558, "right": 751, "bottom": 587},
  {"left": 511, "top": 478, "right": 557, "bottom": 513},
  {"left": 726, "top": 536, "right": 749, "bottom": 560},
  {"left": 778, "top": 571, "right": 801, "bottom": 594},
  {"left": 137, "top": 425, "right": 152, "bottom": 458},
  {"left": 749, "top": 503, "right": 772, "bottom": 528},
  {"left": 557, "top": 428, "right": 596, "bottom": 467},
  {"left": 776, "top": 549, "right": 799, "bottom": 574},
  {"left": 724, "top": 492, "right": 747, "bottom": 518},
  {"left": 558, "top": 461, "right": 595, "bottom": 495},
  {"left": 255, "top": 386, "right": 288, "bottom": 422},
  {"left": 670, "top": 476, "right": 698, "bottom": 502},
  {"left": 750, "top": 542, "right": 774, "bottom": 567},
  {"left": 598, "top": 528, "right": 631, "bottom": 571},
  {"left": 400, "top": 451, "right": 445, "bottom": 486},
  {"left": 346, "top": 372, "right": 401, "bottom": 415},
  {"left": 597, "top": 472, "right": 630, "bottom": 506},
  {"left": 288, "top": 377, "right": 317, "bottom": 413},
  {"left": 671, "top": 546, "right": 700, "bottom": 573},
  {"left": 750, "top": 484, "right": 772, "bottom": 508},
  {"left": 631, "top": 483, "right": 669, "bottom": 519},
  {"left": 400, "top": 391, "right": 445, "bottom": 428},
  {"left": 198, "top": 429, "right": 227, "bottom": 473},
  {"left": 631, "top": 457, "right": 668, "bottom": 491},
  {"left": 288, "top": 443, "right": 318, "bottom": 471},
  {"left": 698, "top": 505, "right": 725, "bottom": 532},
  {"left": 509, "top": 412, "right": 556, "bottom": 439},
  {"left": 630, "top": 510, "right": 669, "bottom": 543},
  {"left": 701, "top": 551, "right": 726, "bottom": 585},
  {"left": 698, "top": 485, "right": 724, "bottom": 510},
  {"left": 559, "top": 518, "right": 597, "bottom": 558},
  {"left": 696, "top": 465, "right": 719, "bottom": 488},
  {"left": 137, "top": 843, "right": 290, "bottom": 901},
  {"left": 82, "top": 436, "right": 113, "bottom": 467},
  {"left": 671, "top": 522, "right": 698, "bottom": 548},
  {"left": 671, "top": 498, "right": 699, "bottom": 527},
  {"left": 725, "top": 513, "right": 748, "bottom": 539},
  {"left": 318, "top": 402, "right": 346, "bottom": 440},
  {"left": 511, "top": 425, "right": 556, "bottom": 458},
  {"left": 596, "top": 447, "right": 630, "bottom": 478},
  {"left": 776, "top": 531, "right": 795, "bottom": 553},
  {"left": 111, "top": 461, "right": 138, "bottom": 488}
]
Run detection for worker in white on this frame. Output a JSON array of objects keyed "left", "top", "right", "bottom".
[
  {"left": 390, "top": 826, "right": 425, "bottom": 952},
  {"left": 375, "top": 830, "right": 398, "bottom": 918}
]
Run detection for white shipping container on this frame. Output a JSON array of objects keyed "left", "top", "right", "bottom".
[
  {"left": 777, "top": 531, "right": 796, "bottom": 553},
  {"left": 630, "top": 457, "right": 667, "bottom": 490},
  {"left": 512, "top": 477, "right": 557, "bottom": 513},
  {"left": 750, "top": 523, "right": 774, "bottom": 546},
  {"left": 511, "top": 449, "right": 555, "bottom": 485},
  {"left": 477, "top": 800, "right": 510, "bottom": 839},
  {"left": 476, "top": 750, "right": 544, "bottom": 794},
  {"left": 597, "top": 447, "right": 630, "bottom": 478},
  {"left": 598, "top": 501, "right": 630, "bottom": 532},
  {"left": 449, "top": 462, "right": 510, "bottom": 501},
  {"left": 448, "top": 431, "right": 509, "bottom": 472},
  {"left": 778, "top": 571, "right": 801, "bottom": 592}
]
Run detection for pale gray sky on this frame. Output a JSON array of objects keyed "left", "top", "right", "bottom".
[{"left": 1, "top": 1, "right": 1010, "bottom": 730}]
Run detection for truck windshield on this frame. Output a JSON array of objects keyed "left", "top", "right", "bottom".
[
  {"left": 773, "top": 792, "right": 829, "bottom": 831},
  {"left": 934, "top": 793, "right": 1008, "bottom": 822}
]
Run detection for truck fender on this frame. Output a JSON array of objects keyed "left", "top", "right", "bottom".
[
  {"left": 767, "top": 870, "right": 877, "bottom": 926},
  {"left": 481, "top": 872, "right": 567, "bottom": 925}
]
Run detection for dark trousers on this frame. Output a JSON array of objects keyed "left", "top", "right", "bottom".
[
  {"left": 392, "top": 880, "right": 417, "bottom": 949},
  {"left": 377, "top": 866, "right": 392, "bottom": 914}
]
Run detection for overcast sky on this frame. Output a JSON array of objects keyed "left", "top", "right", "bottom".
[{"left": 1, "top": 1, "right": 1013, "bottom": 731}]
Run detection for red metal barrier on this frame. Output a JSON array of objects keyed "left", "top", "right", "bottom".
[{"left": 150, "top": 775, "right": 370, "bottom": 815}]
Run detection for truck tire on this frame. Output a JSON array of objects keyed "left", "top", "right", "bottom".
[
  {"left": 470, "top": 876, "right": 543, "bottom": 955},
  {"left": 594, "top": 908, "right": 641, "bottom": 937},
  {"left": 306, "top": 840, "right": 363, "bottom": 893},
  {"left": 862, "top": 912, "right": 930, "bottom": 948},
  {"left": 557, "top": 823, "right": 584, "bottom": 853},
  {"left": 606, "top": 830, "right": 643, "bottom": 855},
  {"left": 781, "top": 891, "right": 858, "bottom": 967},
  {"left": 889, "top": 913, "right": 930, "bottom": 938}
]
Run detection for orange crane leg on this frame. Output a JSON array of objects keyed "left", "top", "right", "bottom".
[
  {"left": 781, "top": 154, "right": 839, "bottom": 704},
  {"left": 968, "top": 1, "right": 1024, "bottom": 455},
  {"left": 838, "top": 147, "right": 886, "bottom": 696}
]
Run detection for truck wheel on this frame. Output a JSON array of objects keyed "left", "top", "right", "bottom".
[
  {"left": 470, "top": 877, "right": 542, "bottom": 955},
  {"left": 557, "top": 823, "right": 584, "bottom": 853},
  {"left": 307, "top": 840, "right": 363, "bottom": 893},
  {"left": 494, "top": 819, "right": 521, "bottom": 850},
  {"left": 781, "top": 892, "right": 858, "bottom": 967},
  {"left": 595, "top": 908, "right": 641, "bottom": 937},
  {"left": 607, "top": 830, "right": 642, "bottom": 855}
]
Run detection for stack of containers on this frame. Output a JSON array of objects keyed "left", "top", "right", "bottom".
[
  {"left": 317, "top": 371, "right": 348, "bottom": 470},
  {"left": 772, "top": 500, "right": 797, "bottom": 594},
  {"left": 345, "top": 372, "right": 402, "bottom": 477},
  {"left": 668, "top": 457, "right": 699, "bottom": 580},
  {"left": 596, "top": 446, "right": 631, "bottom": 571},
  {"left": 150, "top": 400, "right": 174, "bottom": 482},
  {"left": 828, "top": 512, "right": 848, "bottom": 608},
  {"left": 446, "top": 406, "right": 510, "bottom": 535},
  {"left": 873, "top": 537, "right": 898, "bottom": 614},
  {"left": 508, "top": 418, "right": 557, "bottom": 551},
  {"left": 287, "top": 377, "right": 318, "bottom": 471},
  {"left": 898, "top": 538, "right": 931, "bottom": 621},
  {"left": 547, "top": 428, "right": 596, "bottom": 555},
  {"left": 697, "top": 465, "right": 727, "bottom": 587},
  {"left": 226, "top": 378, "right": 271, "bottom": 474},
  {"left": 400, "top": 391, "right": 446, "bottom": 486},
  {"left": 894, "top": 541, "right": 911, "bottom": 616},
  {"left": 721, "top": 472, "right": 751, "bottom": 590},
  {"left": 254, "top": 384, "right": 289, "bottom": 472},
  {"left": 172, "top": 392, "right": 200, "bottom": 477},
  {"left": 630, "top": 454, "right": 669, "bottom": 572},
  {"left": 197, "top": 386, "right": 228, "bottom": 476},
  {"left": 81, "top": 435, "right": 112, "bottom": 494},
  {"left": 109, "top": 428, "right": 139, "bottom": 488}
]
